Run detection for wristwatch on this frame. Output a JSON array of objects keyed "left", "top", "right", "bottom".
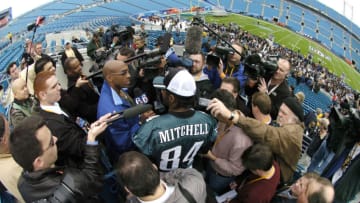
[{"left": 228, "top": 111, "right": 235, "bottom": 121}]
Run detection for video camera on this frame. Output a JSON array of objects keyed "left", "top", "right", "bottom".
[
  {"left": 111, "top": 25, "right": 134, "bottom": 44},
  {"left": 244, "top": 54, "right": 278, "bottom": 80},
  {"left": 327, "top": 106, "right": 360, "bottom": 153},
  {"left": 137, "top": 56, "right": 164, "bottom": 81},
  {"left": 92, "top": 49, "right": 113, "bottom": 70},
  {"left": 206, "top": 46, "right": 238, "bottom": 68},
  {"left": 167, "top": 56, "right": 193, "bottom": 71}
]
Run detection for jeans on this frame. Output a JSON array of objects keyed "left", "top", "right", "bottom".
[{"left": 205, "top": 163, "right": 234, "bottom": 195}]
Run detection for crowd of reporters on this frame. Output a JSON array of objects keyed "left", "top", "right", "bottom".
[{"left": 0, "top": 18, "right": 359, "bottom": 203}]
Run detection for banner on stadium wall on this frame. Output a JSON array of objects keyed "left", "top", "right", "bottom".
[{"left": 0, "top": 7, "right": 12, "bottom": 28}]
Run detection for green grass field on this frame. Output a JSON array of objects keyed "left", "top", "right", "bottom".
[{"left": 205, "top": 13, "right": 360, "bottom": 91}]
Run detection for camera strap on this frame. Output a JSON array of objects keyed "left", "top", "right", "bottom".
[
  {"left": 177, "top": 183, "right": 197, "bottom": 203},
  {"left": 267, "top": 79, "right": 280, "bottom": 96}
]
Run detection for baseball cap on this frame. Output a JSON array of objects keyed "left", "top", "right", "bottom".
[
  {"left": 283, "top": 97, "right": 304, "bottom": 122},
  {"left": 64, "top": 40, "right": 71, "bottom": 48},
  {"left": 153, "top": 68, "right": 196, "bottom": 97}
]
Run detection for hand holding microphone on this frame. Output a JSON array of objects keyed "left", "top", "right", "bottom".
[
  {"left": 87, "top": 113, "right": 113, "bottom": 142},
  {"left": 105, "top": 104, "right": 153, "bottom": 125},
  {"left": 75, "top": 76, "right": 89, "bottom": 88}
]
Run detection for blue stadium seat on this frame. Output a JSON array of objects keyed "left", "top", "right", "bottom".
[
  {"left": 287, "top": 20, "right": 301, "bottom": 32},
  {"left": 50, "top": 40, "right": 56, "bottom": 54},
  {"left": 263, "top": 7, "right": 279, "bottom": 19},
  {"left": 247, "top": 1, "right": 262, "bottom": 16}
]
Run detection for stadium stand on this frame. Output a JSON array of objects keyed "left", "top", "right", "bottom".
[
  {"left": 0, "top": 1, "right": 357, "bottom": 115},
  {"left": 1, "top": 1, "right": 360, "bottom": 203}
]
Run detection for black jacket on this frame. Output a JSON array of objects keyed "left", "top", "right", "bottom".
[
  {"left": 18, "top": 145, "right": 103, "bottom": 202},
  {"left": 67, "top": 76, "right": 99, "bottom": 123},
  {"left": 37, "top": 109, "right": 87, "bottom": 167},
  {"left": 268, "top": 80, "right": 291, "bottom": 120}
]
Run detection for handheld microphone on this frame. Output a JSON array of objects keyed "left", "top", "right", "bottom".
[
  {"left": 106, "top": 104, "right": 153, "bottom": 124},
  {"left": 184, "top": 25, "right": 203, "bottom": 55}
]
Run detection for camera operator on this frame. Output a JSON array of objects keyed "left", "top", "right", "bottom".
[
  {"left": 131, "top": 35, "right": 170, "bottom": 105},
  {"left": 87, "top": 32, "right": 105, "bottom": 62},
  {"left": 189, "top": 52, "right": 214, "bottom": 99},
  {"left": 135, "top": 55, "right": 167, "bottom": 106},
  {"left": 103, "top": 27, "right": 116, "bottom": 49},
  {"left": 219, "top": 42, "right": 247, "bottom": 94},
  {"left": 257, "top": 57, "right": 292, "bottom": 120},
  {"left": 136, "top": 23, "right": 148, "bottom": 46},
  {"left": 133, "top": 35, "right": 146, "bottom": 55},
  {"left": 21, "top": 39, "right": 34, "bottom": 67}
]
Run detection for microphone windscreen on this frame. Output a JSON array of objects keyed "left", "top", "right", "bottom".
[
  {"left": 185, "top": 26, "right": 203, "bottom": 55},
  {"left": 36, "top": 16, "right": 45, "bottom": 26},
  {"left": 159, "top": 33, "right": 172, "bottom": 54},
  {"left": 123, "top": 104, "right": 153, "bottom": 118}
]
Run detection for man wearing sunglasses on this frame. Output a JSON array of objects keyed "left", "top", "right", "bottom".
[
  {"left": 9, "top": 115, "right": 110, "bottom": 202},
  {"left": 97, "top": 60, "right": 140, "bottom": 163}
]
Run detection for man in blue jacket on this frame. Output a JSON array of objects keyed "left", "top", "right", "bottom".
[{"left": 97, "top": 60, "right": 140, "bottom": 163}]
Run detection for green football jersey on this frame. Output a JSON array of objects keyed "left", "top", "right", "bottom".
[{"left": 133, "top": 110, "right": 217, "bottom": 171}]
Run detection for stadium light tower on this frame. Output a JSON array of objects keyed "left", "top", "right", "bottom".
[{"left": 342, "top": 0, "right": 354, "bottom": 22}]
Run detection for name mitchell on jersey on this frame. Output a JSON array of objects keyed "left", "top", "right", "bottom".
[{"left": 159, "top": 123, "right": 210, "bottom": 144}]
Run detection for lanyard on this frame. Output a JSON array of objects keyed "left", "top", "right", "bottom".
[
  {"left": 246, "top": 165, "right": 275, "bottom": 185},
  {"left": 267, "top": 79, "right": 280, "bottom": 96},
  {"left": 225, "top": 63, "right": 235, "bottom": 76},
  {"left": 213, "top": 123, "right": 233, "bottom": 147}
]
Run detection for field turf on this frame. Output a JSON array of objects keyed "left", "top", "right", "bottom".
[{"left": 205, "top": 13, "right": 360, "bottom": 91}]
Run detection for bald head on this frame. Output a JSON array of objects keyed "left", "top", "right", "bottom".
[
  {"left": 103, "top": 60, "right": 126, "bottom": 78},
  {"left": 12, "top": 78, "right": 29, "bottom": 100},
  {"left": 103, "top": 60, "right": 131, "bottom": 90},
  {"left": 307, "top": 177, "right": 334, "bottom": 203}
]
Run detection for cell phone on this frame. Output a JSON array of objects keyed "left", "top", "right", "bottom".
[{"left": 198, "top": 97, "right": 211, "bottom": 107}]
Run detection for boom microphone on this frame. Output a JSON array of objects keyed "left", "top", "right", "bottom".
[
  {"left": 138, "top": 56, "right": 162, "bottom": 68},
  {"left": 106, "top": 104, "right": 153, "bottom": 124},
  {"left": 184, "top": 25, "right": 203, "bottom": 55}
]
